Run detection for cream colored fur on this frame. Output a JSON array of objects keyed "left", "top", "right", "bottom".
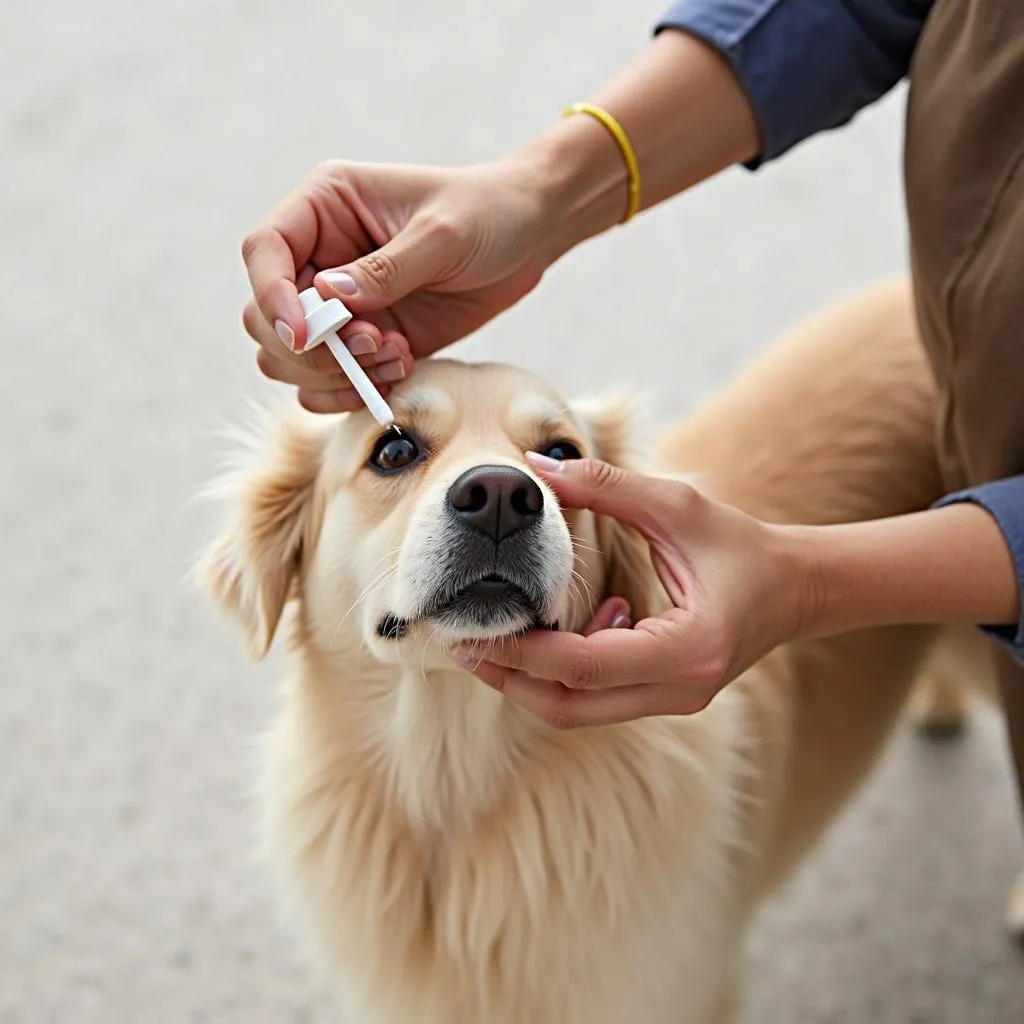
[{"left": 198, "top": 280, "right": 1022, "bottom": 1024}]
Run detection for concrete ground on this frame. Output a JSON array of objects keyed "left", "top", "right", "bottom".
[{"left": 2, "top": 0, "right": 1023, "bottom": 1020}]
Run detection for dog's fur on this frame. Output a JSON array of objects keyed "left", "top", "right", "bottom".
[{"left": 198, "top": 280, "right": 1022, "bottom": 1023}]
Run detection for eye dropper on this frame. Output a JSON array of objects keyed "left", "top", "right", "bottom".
[{"left": 297, "top": 287, "right": 396, "bottom": 428}]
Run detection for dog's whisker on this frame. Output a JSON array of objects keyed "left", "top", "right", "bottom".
[
  {"left": 320, "top": 541, "right": 403, "bottom": 593},
  {"left": 329, "top": 561, "right": 401, "bottom": 647},
  {"left": 566, "top": 571, "right": 596, "bottom": 620},
  {"left": 484, "top": 636, "right": 500, "bottom": 664},
  {"left": 322, "top": 540, "right": 402, "bottom": 578},
  {"left": 570, "top": 568, "right": 596, "bottom": 602}
]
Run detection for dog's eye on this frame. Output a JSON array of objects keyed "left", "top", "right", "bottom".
[
  {"left": 539, "top": 440, "right": 583, "bottom": 462},
  {"left": 369, "top": 430, "right": 421, "bottom": 473}
]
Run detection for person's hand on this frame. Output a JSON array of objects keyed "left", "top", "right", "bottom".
[
  {"left": 455, "top": 455, "right": 817, "bottom": 728},
  {"left": 241, "top": 158, "right": 552, "bottom": 414}
]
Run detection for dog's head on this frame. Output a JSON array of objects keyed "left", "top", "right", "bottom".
[{"left": 198, "top": 360, "right": 656, "bottom": 667}]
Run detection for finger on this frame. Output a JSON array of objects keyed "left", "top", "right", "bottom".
[
  {"left": 335, "top": 319, "right": 381, "bottom": 360},
  {"left": 582, "top": 597, "right": 632, "bottom": 636},
  {"left": 298, "top": 384, "right": 394, "bottom": 415},
  {"left": 361, "top": 332, "right": 414, "bottom": 386},
  {"left": 373, "top": 330, "right": 412, "bottom": 367},
  {"left": 340, "top": 320, "right": 411, "bottom": 365},
  {"left": 258, "top": 348, "right": 411, "bottom": 398},
  {"left": 243, "top": 298, "right": 339, "bottom": 371},
  {"left": 292, "top": 318, "right": 387, "bottom": 363},
  {"left": 457, "top": 626, "right": 674, "bottom": 691},
  {"left": 242, "top": 196, "right": 319, "bottom": 351},
  {"left": 367, "top": 350, "right": 413, "bottom": 385},
  {"left": 248, "top": 295, "right": 411, "bottom": 410},
  {"left": 245, "top": 301, "right": 392, "bottom": 375},
  {"left": 315, "top": 216, "right": 450, "bottom": 311},
  {"left": 524, "top": 456, "right": 695, "bottom": 538},
  {"left": 256, "top": 350, "right": 352, "bottom": 391},
  {"left": 471, "top": 666, "right": 681, "bottom": 728}
]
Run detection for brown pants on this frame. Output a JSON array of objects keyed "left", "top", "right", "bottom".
[{"left": 906, "top": 0, "right": 1024, "bottom": 829}]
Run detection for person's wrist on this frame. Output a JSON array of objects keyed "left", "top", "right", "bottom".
[
  {"left": 768, "top": 523, "right": 830, "bottom": 644},
  {"left": 504, "top": 113, "right": 632, "bottom": 266}
]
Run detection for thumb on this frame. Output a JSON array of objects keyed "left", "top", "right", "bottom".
[
  {"left": 525, "top": 454, "right": 691, "bottom": 535},
  {"left": 316, "top": 221, "right": 446, "bottom": 311}
]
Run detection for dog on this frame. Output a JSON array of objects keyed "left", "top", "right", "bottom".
[{"left": 198, "top": 280, "right": 1022, "bottom": 1023}]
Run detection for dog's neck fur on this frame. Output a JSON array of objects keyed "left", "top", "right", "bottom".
[
  {"left": 297, "top": 638, "right": 545, "bottom": 835},
  {"left": 276, "top": 606, "right": 749, "bottom": 1024},
  {"left": 385, "top": 663, "right": 538, "bottom": 833}
]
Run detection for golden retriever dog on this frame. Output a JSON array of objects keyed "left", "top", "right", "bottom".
[{"left": 198, "top": 280, "right": 1021, "bottom": 1023}]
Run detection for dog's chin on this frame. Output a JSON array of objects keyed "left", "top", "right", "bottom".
[
  {"left": 430, "top": 579, "right": 561, "bottom": 642},
  {"left": 376, "top": 575, "right": 561, "bottom": 645}
]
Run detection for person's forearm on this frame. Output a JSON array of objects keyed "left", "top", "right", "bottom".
[
  {"left": 788, "top": 504, "right": 1020, "bottom": 639},
  {"left": 508, "top": 30, "right": 761, "bottom": 263}
]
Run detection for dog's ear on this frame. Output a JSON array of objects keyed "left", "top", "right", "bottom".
[
  {"left": 194, "top": 410, "right": 327, "bottom": 660},
  {"left": 573, "top": 394, "right": 660, "bottom": 624}
]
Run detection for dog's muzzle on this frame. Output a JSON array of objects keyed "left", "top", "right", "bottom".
[{"left": 376, "top": 465, "right": 560, "bottom": 639}]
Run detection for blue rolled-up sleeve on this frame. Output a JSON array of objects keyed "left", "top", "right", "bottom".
[
  {"left": 935, "top": 476, "right": 1024, "bottom": 663},
  {"left": 655, "top": 0, "right": 933, "bottom": 164}
]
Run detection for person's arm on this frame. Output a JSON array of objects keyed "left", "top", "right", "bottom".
[
  {"left": 520, "top": 0, "right": 933, "bottom": 262},
  {"left": 799, "top": 492, "right": 1022, "bottom": 644},
  {"left": 241, "top": 1, "right": 932, "bottom": 413},
  {"left": 657, "top": 0, "right": 932, "bottom": 166},
  {"left": 517, "top": 30, "right": 762, "bottom": 264},
  {"left": 927, "top": 479, "right": 1024, "bottom": 654},
  {"left": 456, "top": 461, "right": 1022, "bottom": 729}
]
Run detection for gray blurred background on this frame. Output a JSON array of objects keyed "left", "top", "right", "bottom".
[{"left": 2, "top": 1, "right": 1022, "bottom": 1021}]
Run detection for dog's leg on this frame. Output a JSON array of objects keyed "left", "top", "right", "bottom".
[
  {"left": 657, "top": 280, "right": 946, "bottom": 897},
  {"left": 709, "top": 972, "right": 743, "bottom": 1024},
  {"left": 910, "top": 627, "right": 1024, "bottom": 943},
  {"left": 1005, "top": 867, "right": 1024, "bottom": 942},
  {"left": 909, "top": 668, "right": 970, "bottom": 738},
  {"left": 908, "top": 626, "right": 997, "bottom": 739}
]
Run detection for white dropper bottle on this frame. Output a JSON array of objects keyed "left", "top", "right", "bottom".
[{"left": 296, "top": 287, "right": 396, "bottom": 428}]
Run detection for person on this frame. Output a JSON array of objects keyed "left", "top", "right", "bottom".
[{"left": 239, "top": 0, "right": 1024, "bottom": 821}]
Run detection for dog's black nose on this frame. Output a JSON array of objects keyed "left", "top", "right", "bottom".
[{"left": 447, "top": 465, "right": 543, "bottom": 542}]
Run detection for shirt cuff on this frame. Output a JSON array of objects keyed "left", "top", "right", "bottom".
[
  {"left": 935, "top": 478, "right": 1024, "bottom": 663},
  {"left": 655, "top": 0, "right": 926, "bottom": 166}
]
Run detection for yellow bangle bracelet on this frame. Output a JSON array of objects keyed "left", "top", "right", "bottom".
[{"left": 562, "top": 102, "right": 642, "bottom": 224}]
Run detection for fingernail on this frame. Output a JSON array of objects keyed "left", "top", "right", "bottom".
[
  {"left": 274, "top": 319, "right": 296, "bottom": 350},
  {"left": 377, "top": 341, "right": 402, "bottom": 361},
  {"left": 375, "top": 361, "right": 406, "bottom": 383},
  {"left": 525, "top": 451, "right": 563, "bottom": 472},
  {"left": 346, "top": 333, "right": 376, "bottom": 356},
  {"left": 322, "top": 271, "right": 358, "bottom": 296},
  {"left": 612, "top": 614, "right": 631, "bottom": 629}
]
